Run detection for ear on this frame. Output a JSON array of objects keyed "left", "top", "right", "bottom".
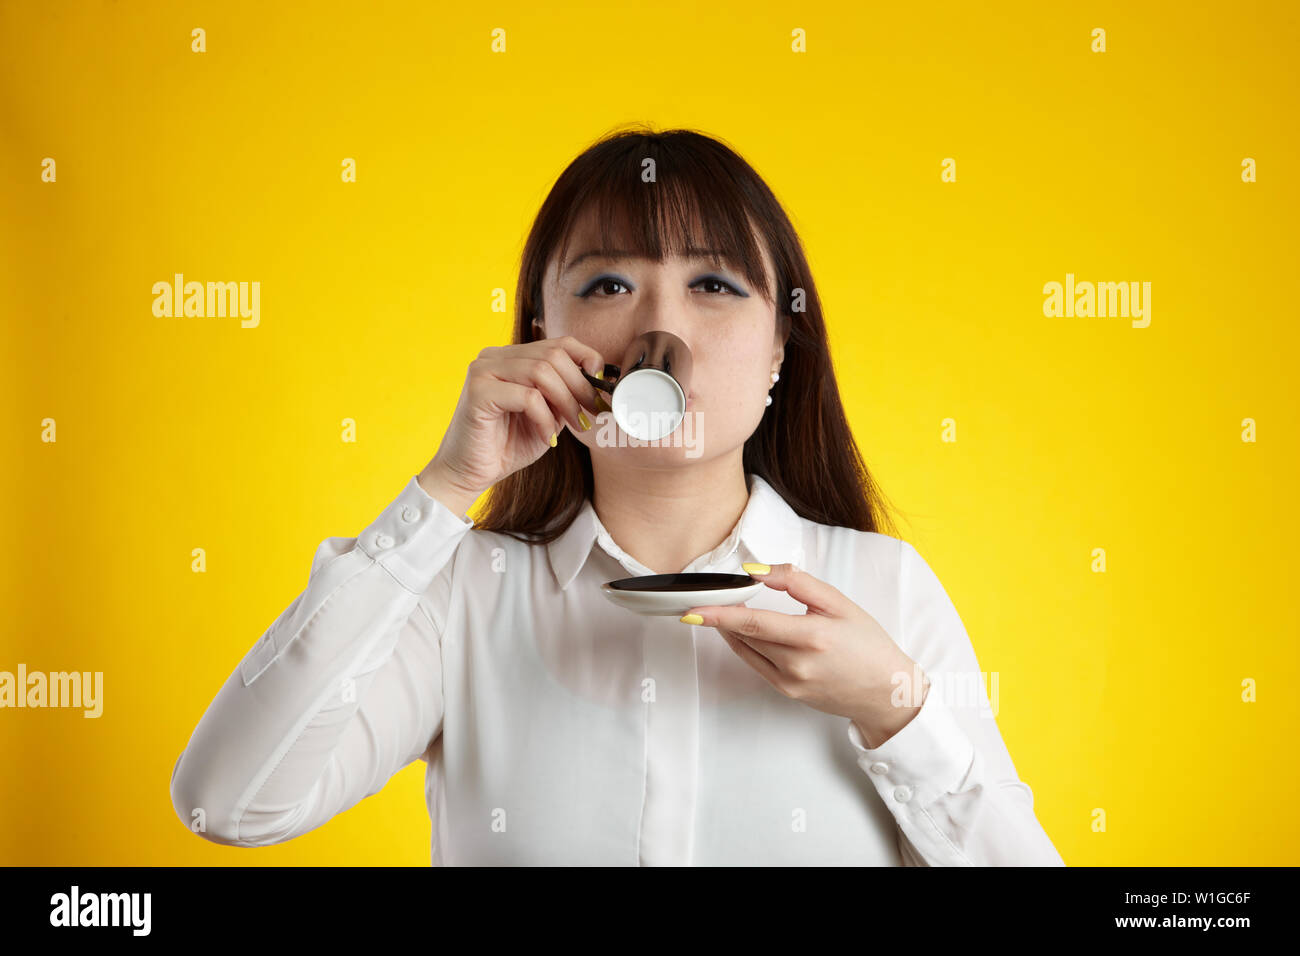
[
  {"left": 773, "top": 311, "right": 789, "bottom": 364},
  {"left": 530, "top": 316, "right": 545, "bottom": 341}
]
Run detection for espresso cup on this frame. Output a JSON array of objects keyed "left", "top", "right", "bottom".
[{"left": 581, "top": 330, "right": 693, "bottom": 442}]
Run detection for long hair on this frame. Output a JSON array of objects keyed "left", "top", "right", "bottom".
[{"left": 474, "top": 123, "right": 898, "bottom": 543}]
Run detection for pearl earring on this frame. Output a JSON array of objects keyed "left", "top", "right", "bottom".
[{"left": 765, "top": 369, "right": 779, "bottom": 406}]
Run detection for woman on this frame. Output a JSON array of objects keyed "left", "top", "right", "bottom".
[{"left": 170, "top": 125, "right": 1064, "bottom": 866}]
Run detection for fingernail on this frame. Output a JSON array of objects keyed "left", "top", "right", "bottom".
[
  {"left": 578, "top": 411, "right": 591, "bottom": 431},
  {"left": 594, "top": 367, "right": 605, "bottom": 381},
  {"left": 680, "top": 613, "right": 703, "bottom": 625},
  {"left": 594, "top": 394, "right": 611, "bottom": 414},
  {"left": 549, "top": 432, "right": 558, "bottom": 447},
  {"left": 742, "top": 562, "right": 770, "bottom": 575}
]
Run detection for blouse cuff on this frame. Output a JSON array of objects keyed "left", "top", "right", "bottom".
[
  {"left": 845, "top": 685, "right": 977, "bottom": 811},
  {"left": 354, "top": 475, "right": 474, "bottom": 594}
]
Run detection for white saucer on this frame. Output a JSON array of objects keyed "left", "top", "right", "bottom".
[{"left": 599, "top": 573, "right": 763, "bottom": 616}]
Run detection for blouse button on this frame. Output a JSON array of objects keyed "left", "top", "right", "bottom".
[
  {"left": 401, "top": 506, "right": 421, "bottom": 523},
  {"left": 893, "top": 785, "right": 913, "bottom": 803},
  {"left": 869, "top": 761, "right": 889, "bottom": 775},
  {"left": 375, "top": 533, "right": 395, "bottom": 550}
]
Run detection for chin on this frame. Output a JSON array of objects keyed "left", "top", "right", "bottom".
[
  {"left": 587, "top": 435, "right": 714, "bottom": 464},
  {"left": 599, "top": 442, "right": 695, "bottom": 461}
]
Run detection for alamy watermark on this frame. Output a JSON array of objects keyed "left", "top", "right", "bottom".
[
  {"left": 891, "top": 664, "right": 999, "bottom": 717},
  {"left": 49, "top": 886, "right": 150, "bottom": 935},
  {"left": 152, "top": 273, "right": 260, "bottom": 328},
  {"left": 1043, "top": 272, "right": 1151, "bottom": 328},
  {"left": 591, "top": 409, "right": 704, "bottom": 457},
  {"left": 0, "top": 664, "right": 103, "bottom": 717}
]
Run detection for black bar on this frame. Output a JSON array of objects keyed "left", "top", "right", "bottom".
[{"left": 0, "top": 865, "right": 1284, "bottom": 940}]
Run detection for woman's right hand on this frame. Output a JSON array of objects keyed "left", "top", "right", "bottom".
[{"left": 418, "top": 336, "right": 607, "bottom": 513}]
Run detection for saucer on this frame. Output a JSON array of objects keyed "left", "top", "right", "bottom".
[{"left": 599, "top": 572, "right": 763, "bottom": 616}]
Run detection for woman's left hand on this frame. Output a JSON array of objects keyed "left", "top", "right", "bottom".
[{"left": 681, "top": 562, "right": 930, "bottom": 748}]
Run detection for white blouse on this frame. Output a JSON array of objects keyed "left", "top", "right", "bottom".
[{"left": 170, "top": 472, "right": 1065, "bottom": 866}]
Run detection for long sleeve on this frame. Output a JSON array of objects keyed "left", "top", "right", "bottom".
[
  {"left": 843, "top": 539, "right": 1066, "bottom": 866},
  {"left": 169, "top": 475, "right": 474, "bottom": 847}
]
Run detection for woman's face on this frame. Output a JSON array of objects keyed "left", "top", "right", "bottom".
[{"left": 537, "top": 207, "right": 786, "bottom": 467}]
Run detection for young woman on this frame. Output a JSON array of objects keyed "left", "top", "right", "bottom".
[{"left": 170, "top": 125, "right": 1064, "bottom": 866}]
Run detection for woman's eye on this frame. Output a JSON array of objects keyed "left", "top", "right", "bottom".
[
  {"left": 580, "top": 278, "right": 629, "bottom": 297},
  {"left": 693, "top": 277, "right": 742, "bottom": 295}
]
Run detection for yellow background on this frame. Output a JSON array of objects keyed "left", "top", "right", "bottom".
[{"left": 2, "top": 0, "right": 1296, "bottom": 865}]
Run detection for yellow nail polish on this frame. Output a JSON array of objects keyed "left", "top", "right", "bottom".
[
  {"left": 578, "top": 411, "right": 591, "bottom": 430},
  {"left": 594, "top": 368, "right": 605, "bottom": 380},
  {"left": 680, "top": 613, "right": 703, "bottom": 625},
  {"left": 548, "top": 432, "right": 557, "bottom": 447},
  {"left": 742, "top": 562, "right": 770, "bottom": 575}
]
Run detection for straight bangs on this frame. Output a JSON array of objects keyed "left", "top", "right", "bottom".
[{"left": 548, "top": 139, "right": 776, "bottom": 307}]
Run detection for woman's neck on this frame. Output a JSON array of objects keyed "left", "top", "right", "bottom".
[{"left": 589, "top": 451, "right": 751, "bottom": 575}]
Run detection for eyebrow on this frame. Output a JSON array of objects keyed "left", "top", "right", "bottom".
[{"left": 562, "top": 247, "right": 733, "bottom": 276}]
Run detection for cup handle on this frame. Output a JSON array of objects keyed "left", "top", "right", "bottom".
[{"left": 582, "top": 364, "right": 620, "bottom": 394}]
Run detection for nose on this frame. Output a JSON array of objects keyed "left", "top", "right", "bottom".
[
  {"left": 606, "top": 290, "right": 698, "bottom": 380},
  {"left": 628, "top": 288, "right": 696, "bottom": 351}
]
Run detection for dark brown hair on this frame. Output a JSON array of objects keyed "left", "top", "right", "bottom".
[{"left": 473, "top": 123, "right": 898, "bottom": 543}]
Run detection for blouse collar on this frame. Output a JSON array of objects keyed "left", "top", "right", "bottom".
[{"left": 545, "top": 473, "right": 804, "bottom": 590}]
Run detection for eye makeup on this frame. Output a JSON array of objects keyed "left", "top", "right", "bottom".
[
  {"left": 693, "top": 274, "right": 749, "bottom": 297},
  {"left": 574, "top": 273, "right": 749, "bottom": 298}
]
